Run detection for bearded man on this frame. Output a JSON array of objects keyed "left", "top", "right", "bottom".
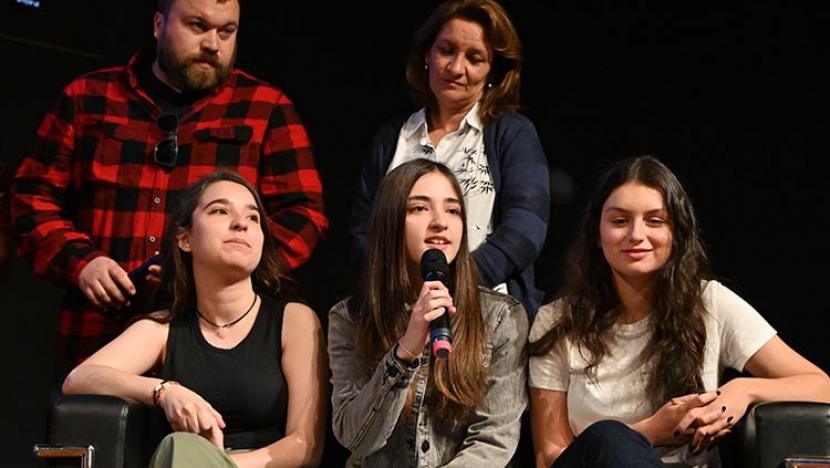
[{"left": 12, "top": 0, "right": 328, "bottom": 379}]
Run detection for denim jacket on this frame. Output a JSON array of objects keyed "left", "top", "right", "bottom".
[{"left": 328, "top": 287, "right": 528, "bottom": 468}]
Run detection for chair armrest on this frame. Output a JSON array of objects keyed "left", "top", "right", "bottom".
[
  {"left": 34, "top": 394, "right": 168, "bottom": 468},
  {"left": 743, "top": 401, "right": 830, "bottom": 468}
]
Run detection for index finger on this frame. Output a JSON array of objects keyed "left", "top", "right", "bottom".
[
  {"left": 679, "top": 390, "right": 719, "bottom": 411},
  {"left": 109, "top": 264, "right": 136, "bottom": 296}
]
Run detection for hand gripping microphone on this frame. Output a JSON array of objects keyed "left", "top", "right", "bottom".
[{"left": 420, "top": 248, "right": 453, "bottom": 358}]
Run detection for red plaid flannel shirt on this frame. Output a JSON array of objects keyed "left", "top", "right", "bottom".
[{"left": 12, "top": 50, "right": 328, "bottom": 369}]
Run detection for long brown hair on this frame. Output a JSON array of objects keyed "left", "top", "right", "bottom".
[
  {"left": 405, "top": 0, "right": 523, "bottom": 125},
  {"left": 529, "top": 156, "right": 709, "bottom": 404},
  {"left": 353, "top": 159, "right": 486, "bottom": 422},
  {"left": 156, "top": 170, "right": 296, "bottom": 321}
]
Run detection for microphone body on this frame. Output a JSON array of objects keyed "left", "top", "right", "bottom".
[{"left": 421, "top": 249, "right": 453, "bottom": 358}]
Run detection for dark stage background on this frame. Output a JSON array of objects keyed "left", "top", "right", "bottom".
[{"left": 1, "top": 2, "right": 828, "bottom": 466}]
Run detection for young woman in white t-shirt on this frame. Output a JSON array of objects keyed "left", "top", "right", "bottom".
[{"left": 528, "top": 156, "right": 830, "bottom": 468}]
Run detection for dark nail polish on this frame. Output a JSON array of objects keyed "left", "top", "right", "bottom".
[
  {"left": 721, "top": 406, "right": 726, "bottom": 412},
  {"left": 716, "top": 390, "right": 722, "bottom": 396},
  {"left": 727, "top": 416, "right": 734, "bottom": 423}
]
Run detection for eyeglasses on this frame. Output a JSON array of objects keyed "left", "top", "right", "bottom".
[{"left": 153, "top": 114, "right": 179, "bottom": 168}]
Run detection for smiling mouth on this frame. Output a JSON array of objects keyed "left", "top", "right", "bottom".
[{"left": 425, "top": 237, "right": 450, "bottom": 246}]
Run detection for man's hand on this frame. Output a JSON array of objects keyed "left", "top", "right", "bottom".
[{"left": 78, "top": 257, "right": 135, "bottom": 310}]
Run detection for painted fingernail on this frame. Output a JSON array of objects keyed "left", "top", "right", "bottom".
[
  {"left": 727, "top": 416, "right": 734, "bottom": 424},
  {"left": 716, "top": 390, "right": 722, "bottom": 396},
  {"left": 721, "top": 406, "right": 726, "bottom": 412}
]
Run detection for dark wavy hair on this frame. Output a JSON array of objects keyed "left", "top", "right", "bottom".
[
  {"left": 352, "top": 159, "right": 486, "bottom": 423},
  {"left": 529, "top": 156, "right": 710, "bottom": 404},
  {"left": 154, "top": 170, "right": 296, "bottom": 322},
  {"left": 405, "top": 0, "right": 523, "bottom": 125}
]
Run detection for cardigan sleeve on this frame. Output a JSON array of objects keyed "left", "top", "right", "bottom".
[
  {"left": 473, "top": 113, "right": 550, "bottom": 287},
  {"left": 349, "top": 118, "right": 404, "bottom": 271}
]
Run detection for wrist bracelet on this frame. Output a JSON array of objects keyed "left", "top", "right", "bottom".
[
  {"left": 397, "top": 340, "right": 420, "bottom": 361},
  {"left": 152, "top": 380, "right": 179, "bottom": 407}
]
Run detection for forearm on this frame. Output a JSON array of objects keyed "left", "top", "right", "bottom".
[
  {"left": 735, "top": 373, "right": 830, "bottom": 404},
  {"left": 62, "top": 364, "right": 159, "bottom": 406},
  {"left": 231, "top": 432, "right": 321, "bottom": 468},
  {"left": 331, "top": 346, "right": 415, "bottom": 456}
]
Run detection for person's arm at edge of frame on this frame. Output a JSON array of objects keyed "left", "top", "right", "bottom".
[
  {"left": 473, "top": 114, "right": 550, "bottom": 287},
  {"left": 443, "top": 297, "right": 529, "bottom": 466},
  {"left": 230, "top": 302, "right": 327, "bottom": 468},
  {"left": 11, "top": 84, "right": 109, "bottom": 288},
  {"left": 682, "top": 335, "right": 830, "bottom": 453},
  {"left": 259, "top": 92, "right": 328, "bottom": 270}
]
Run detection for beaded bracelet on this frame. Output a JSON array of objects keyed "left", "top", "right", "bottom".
[{"left": 151, "top": 380, "right": 179, "bottom": 407}]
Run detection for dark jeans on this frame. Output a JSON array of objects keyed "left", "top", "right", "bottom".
[{"left": 552, "top": 420, "right": 665, "bottom": 468}]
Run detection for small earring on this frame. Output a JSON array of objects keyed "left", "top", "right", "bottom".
[
  {"left": 424, "top": 63, "right": 429, "bottom": 70},
  {"left": 487, "top": 82, "right": 493, "bottom": 89}
]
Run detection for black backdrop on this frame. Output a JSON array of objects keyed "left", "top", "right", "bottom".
[{"left": 2, "top": 2, "right": 829, "bottom": 466}]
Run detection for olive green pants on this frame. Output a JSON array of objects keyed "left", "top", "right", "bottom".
[{"left": 149, "top": 432, "right": 247, "bottom": 468}]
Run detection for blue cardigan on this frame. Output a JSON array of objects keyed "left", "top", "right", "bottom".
[{"left": 350, "top": 111, "right": 550, "bottom": 318}]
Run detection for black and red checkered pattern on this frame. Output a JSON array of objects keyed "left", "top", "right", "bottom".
[{"left": 11, "top": 50, "right": 328, "bottom": 368}]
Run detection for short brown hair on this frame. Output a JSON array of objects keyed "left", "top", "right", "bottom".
[
  {"left": 405, "top": 0, "right": 523, "bottom": 124},
  {"left": 157, "top": 0, "right": 237, "bottom": 15}
]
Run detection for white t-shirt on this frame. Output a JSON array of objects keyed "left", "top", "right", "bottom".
[
  {"left": 387, "top": 104, "right": 507, "bottom": 295},
  {"left": 528, "top": 280, "right": 776, "bottom": 467}
]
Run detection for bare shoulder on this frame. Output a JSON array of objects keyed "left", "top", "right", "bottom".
[
  {"left": 283, "top": 302, "right": 322, "bottom": 333},
  {"left": 126, "top": 312, "right": 171, "bottom": 336}
]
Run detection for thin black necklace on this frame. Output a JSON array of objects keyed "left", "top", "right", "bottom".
[{"left": 197, "top": 294, "right": 258, "bottom": 329}]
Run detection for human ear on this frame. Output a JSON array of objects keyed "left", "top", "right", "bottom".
[
  {"left": 176, "top": 228, "right": 191, "bottom": 252},
  {"left": 153, "top": 12, "right": 164, "bottom": 41}
]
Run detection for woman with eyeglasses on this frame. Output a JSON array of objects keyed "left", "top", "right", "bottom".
[
  {"left": 62, "top": 171, "right": 327, "bottom": 468},
  {"left": 528, "top": 156, "right": 830, "bottom": 468}
]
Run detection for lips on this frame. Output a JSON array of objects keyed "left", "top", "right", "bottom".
[
  {"left": 622, "top": 249, "right": 651, "bottom": 260},
  {"left": 224, "top": 238, "right": 250, "bottom": 247},
  {"left": 425, "top": 236, "right": 451, "bottom": 248}
]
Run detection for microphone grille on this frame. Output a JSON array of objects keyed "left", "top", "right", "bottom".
[{"left": 420, "top": 248, "right": 449, "bottom": 278}]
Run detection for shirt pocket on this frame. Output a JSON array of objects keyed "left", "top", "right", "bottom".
[
  {"left": 187, "top": 125, "right": 256, "bottom": 178},
  {"left": 76, "top": 121, "right": 150, "bottom": 188}
]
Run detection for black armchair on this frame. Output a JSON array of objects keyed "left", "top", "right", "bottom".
[
  {"left": 34, "top": 394, "right": 169, "bottom": 468},
  {"left": 715, "top": 401, "right": 830, "bottom": 468},
  {"left": 35, "top": 396, "right": 830, "bottom": 467}
]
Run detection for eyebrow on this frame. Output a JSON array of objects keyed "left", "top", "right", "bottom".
[
  {"left": 407, "top": 195, "right": 461, "bottom": 204},
  {"left": 185, "top": 14, "right": 238, "bottom": 30},
  {"left": 604, "top": 206, "right": 667, "bottom": 214},
  {"left": 203, "top": 198, "right": 259, "bottom": 211}
]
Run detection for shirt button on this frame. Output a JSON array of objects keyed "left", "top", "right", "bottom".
[
  {"left": 149, "top": 236, "right": 157, "bottom": 243},
  {"left": 421, "top": 440, "right": 429, "bottom": 453},
  {"left": 153, "top": 196, "right": 161, "bottom": 204}
]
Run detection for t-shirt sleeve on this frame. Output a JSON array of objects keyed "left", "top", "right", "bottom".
[
  {"left": 707, "top": 280, "right": 777, "bottom": 373},
  {"left": 528, "top": 301, "right": 570, "bottom": 391}
]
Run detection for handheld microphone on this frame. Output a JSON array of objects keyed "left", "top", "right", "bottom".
[{"left": 420, "top": 248, "right": 452, "bottom": 358}]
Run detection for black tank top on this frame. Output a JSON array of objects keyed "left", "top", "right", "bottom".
[{"left": 161, "top": 294, "right": 288, "bottom": 449}]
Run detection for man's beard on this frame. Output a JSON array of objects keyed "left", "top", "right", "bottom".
[{"left": 156, "top": 43, "right": 235, "bottom": 94}]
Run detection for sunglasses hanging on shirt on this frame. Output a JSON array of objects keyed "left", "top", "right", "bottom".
[{"left": 153, "top": 114, "right": 179, "bottom": 168}]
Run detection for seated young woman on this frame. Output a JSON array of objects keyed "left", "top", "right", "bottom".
[
  {"left": 62, "top": 171, "right": 327, "bottom": 468},
  {"left": 528, "top": 156, "right": 830, "bottom": 468},
  {"left": 328, "top": 158, "right": 528, "bottom": 467}
]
